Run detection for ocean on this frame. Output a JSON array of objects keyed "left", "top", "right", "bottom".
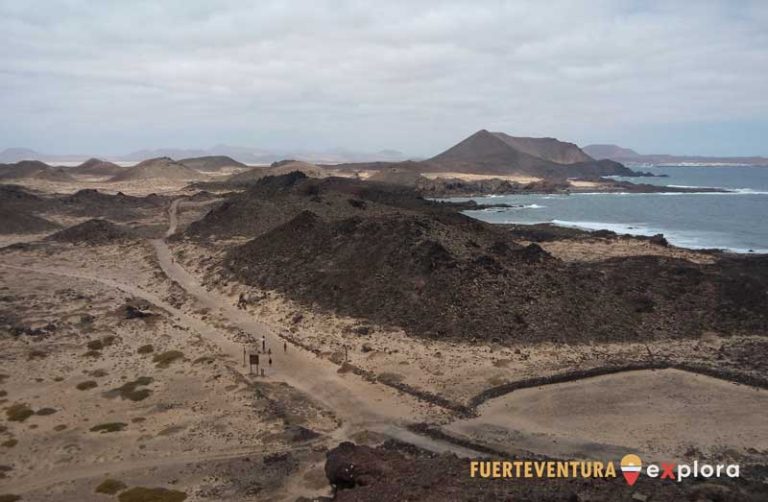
[{"left": 453, "top": 166, "right": 768, "bottom": 253}]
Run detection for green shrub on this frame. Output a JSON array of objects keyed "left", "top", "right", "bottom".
[
  {"left": 53, "top": 424, "right": 67, "bottom": 431},
  {"left": 86, "top": 340, "right": 104, "bottom": 351},
  {"left": 153, "top": 350, "right": 184, "bottom": 368},
  {"left": 76, "top": 381, "right": 98, "bottom": 391},
  {"left": 106, "top": 378, "right": 153, "bottom": 402},
  {"left": 118, "top": 487, "right": 187, "bottom": 502},
  {"left": 137, "top": 344, "right": 154, "bottom": 354},
  {"left": 6, "top": 403, "right": 34, "bottom": 422},
  {"left": 1, "top": 439, "right": 18, "bottom": 448},
  {"left": 95, "top": 478, "right": 127, "bottom": 495},
  {"left": 36, "top": 407, "right": 57, "bottom": 416},
  {"left": 27, "top": 350, "right": 47, "bottom": 360},
  {"left": 90, "top": 422, "right": 127, "bottom": 433},
  {"left": 0, "top": 465, "right": 12, "bottom": 479},
  {"left": 82, "top": 350, "right": 101, "bottom": 358},
  {"left": 0, "top": 494, "right": 21, "bottom": 502},
  {"left": 0, "top": 391, "right": 6, "bottom": 398},
  {"left": 101, "top": 335, "right": 117, "bottom": 346}
]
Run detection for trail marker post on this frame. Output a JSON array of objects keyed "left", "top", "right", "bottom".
[{"left": 249, "top": 353, "right": 259, "bottom": 374}]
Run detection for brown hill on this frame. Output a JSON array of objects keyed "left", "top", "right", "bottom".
[
  {"left": 224, "top": 166, "right": 270, "bottom": 184},
  {"left": 334, "top": 131, "right": 635, "bottom": 179},
  {"left": 269, "top": 160, "right": 330, "bottom": 177},
  {"left": 0, "top": 160, "right": 79, "bottom": 182},
  {"left": 187, "top": 172, "right": 431, "bottom": 238},
  {"left": 31, "top": 167, "right": 76, "bottom": 182},
  {"left": 0, "top": 160, "right": 53, "bottom": 180},
  {"left": 0, "top": 185, "right": 59, "bottom": 234},
  {"left": 0, "top": 207, "right": 58, "bottom": 234},
  {"left": 178, "top": 155, "right": 247, "bottom": 172},
  {"left": 491, "top": 133, "right": 593, "bottom": 164},
  {"left": 226, "top": 160, "right": 330, "bottom": 184},
  {"left": 46, "top": 218, "right": 135, "bottom": 245},
  {"left": 69, "top": 158, "right": 128, "bottom": 176},
  {"left": 109, "top": 157, "right": 206, "bottom": 182},
  {"left": 582, "top": 144, "right": 640, "bottom": 160},
  {"left": 57, "top": 189, "right": 169, "bottom": 221},
  {"left": 425, "top": 130, "right": 632, "bottom": 178}
]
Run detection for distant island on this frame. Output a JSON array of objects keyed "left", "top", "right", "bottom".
[{"left": 583, "top": 144, "right": 768, "bottom": 167}]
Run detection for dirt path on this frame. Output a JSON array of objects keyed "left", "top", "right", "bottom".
[
  {"left": 165, "top": 197, "right": 218, "bottom": 237},
  {"left": 0, "top": 200, "right": 486, "bottom": 498}
]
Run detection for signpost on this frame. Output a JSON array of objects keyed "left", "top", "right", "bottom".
[{"left": 249, "top": 353, "right": 259, "bottom": 374}]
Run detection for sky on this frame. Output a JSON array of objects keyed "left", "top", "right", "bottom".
[{"left": 1, "top": 0, "right": 767, "bottom": 157}]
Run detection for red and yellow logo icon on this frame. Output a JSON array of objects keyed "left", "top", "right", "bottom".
[{"left": 620, "top": 454, "right": 642, "bottom": 486}]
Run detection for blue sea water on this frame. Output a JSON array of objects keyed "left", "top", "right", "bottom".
[{"left": 453, "top": 166, "right": 768, "bottom": 253}]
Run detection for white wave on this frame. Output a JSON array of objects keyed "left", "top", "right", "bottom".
[
  {"left": 550, "top": 220, "right": 657, "bottom": 236},
  {"left": 731, "top": 188, "right": 768, "bottom": 195},
  {"left": 549, "top": 220, "right": 768, "bottom": 254}
]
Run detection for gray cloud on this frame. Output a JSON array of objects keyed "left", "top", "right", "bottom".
[{"left": 1, "top": 0, "right": 766, "bottom": 156}]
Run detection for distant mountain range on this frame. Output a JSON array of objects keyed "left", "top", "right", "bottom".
[
  {"left": 583, "top": 144, "right": 768, "bottom": 166},
  {"left": 0, "top": 145, "right": 410, "bottom": 165}
]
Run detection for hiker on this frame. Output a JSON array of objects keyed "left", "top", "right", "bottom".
[
  {"left": 284, "top": 341, "right": 287, "bottom": 353},
  {"left": 268, "top": 348, "right": 272, "bottom": 355},
  {"left": 262, "top": 336, "right": 266, "bottom": 352},
  {"left": 261, "top": 368, "right": 265, "bottom": 377},
  {"left": 237, "top": 293, "right": 246, "bottom": 310},
  {"left": 268, "top": 356, "right": 272, "bottom": 367}
]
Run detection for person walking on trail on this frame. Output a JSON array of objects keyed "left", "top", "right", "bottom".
[
  {"left": 268, "top": 348, "right": 272, "bottom": 356},
  {"left": 262, "top": 336, "right": 266, "bottom": 353},
  {"left": 284, "top": 341, "right": 287, "bottom": 353},
  {"left": 268, "top": 356, "right": 272, "bottom": 367},
  {"left": 237, "top": 293, "right": 246, "bottom": 310}
]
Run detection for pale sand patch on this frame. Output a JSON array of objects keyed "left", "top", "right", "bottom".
[
  {"left": 446, "top": 369, "right": 768, "bottom": 461},
  {"left": 568, "top": 180, "right": 600, "bottom": 188},
  {"left": 9, "top": 177, "right": 198, "bottom": 197},
  {"left": 540, "top": 239, "right": 717, "bottom": 264},
  {"left": 421, "top": 172, "right": 542, "bottom": 183},
  {"left": 0, "top": 241, "right": 338, "bottom": 500}
]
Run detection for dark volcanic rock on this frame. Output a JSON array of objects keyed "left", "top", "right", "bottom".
[
  {"left": 0, "top": 185, "right": 60, "bottom": 234},
  {"left": 0, "top": 207, "right": 58, "bottom": 234},
  {"left": 47, "top": 219, "right": 135, "bottom": 245},
  {"left": 178, "top": 155, "right": 247, "bottom": 172},
  {"left": 57, "top": 189, "right": 169, "bottom": 221},
  {"left": 204, "top": 174, "right": 768, "bottom": 344},
  {"left": 69, "top": 158, "right": 127, "bottom": 176},
  {"left": 324, "top": 442, "right": 767, "bottom": 502},
  {"left": 649, "top": 233, "right": 669, "bottom": 246}
]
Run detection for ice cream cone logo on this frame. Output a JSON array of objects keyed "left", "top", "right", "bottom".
[{"left": 620, "top": 454, "right": 642, "bottom": 486}]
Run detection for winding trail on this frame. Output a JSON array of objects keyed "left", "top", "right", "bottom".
[{"left": 0, "top": 198, "right": 485, "bottom": 497}]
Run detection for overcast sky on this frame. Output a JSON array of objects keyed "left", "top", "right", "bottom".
[{"left": 1, "top": 0, "right": 766, "bottom": 157}]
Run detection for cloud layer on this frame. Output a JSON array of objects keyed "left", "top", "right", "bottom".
[{"left": 1, "top": 0, "right": 766, "bottom": 156}]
